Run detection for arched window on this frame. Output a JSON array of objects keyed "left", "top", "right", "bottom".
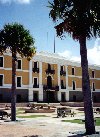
[
  {"left": 72, "top": 81, "right": 75, "bottom": 90},
  {"left": 72, "top": 67, "right": 75, "bottom": 75},
  {"left": 92, "top": 82, "right": 95, "bottom": 91},
  {"left": 48, "top": 64, "right": 51, "bottom": 70},
  {"left": 92, "top": 70, "right": 95, "bottom": 78}
]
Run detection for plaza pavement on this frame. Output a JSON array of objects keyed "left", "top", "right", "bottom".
[{"left": 0, "top": 108, "right": 100, "bottom": 137}]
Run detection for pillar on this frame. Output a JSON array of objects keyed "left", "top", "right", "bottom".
[
  {"left": 39, "top": 61, "right": 43, "bottom": 101},
  {"left": 28, "top": 89, "right": 33, "bottom": 102},
  {"left": 66, "top": 65, "right": 69, "bottom": 101}
]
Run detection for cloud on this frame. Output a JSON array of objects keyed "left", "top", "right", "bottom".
[
  {"left": 87, "top": 38, "right": 100, "bottom": 65},
  {"left": 58, "top": 38, "right": 100, "bottom": 65},
  {"left": 0, "top": 0, "right": 32, "bottom": 4},
  {"left": 58, "top": 50, "right": 81, "bottom": 63},
  {"left": 58, "top": 50, "right": 72, "bottom": 60}
]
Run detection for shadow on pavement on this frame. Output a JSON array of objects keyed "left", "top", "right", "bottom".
[
  {"left": 24, "top": 135, "right": 43, "bottom": 137},
  {"left": 68, "top": 135, "right": 84, "bottom": 137}
]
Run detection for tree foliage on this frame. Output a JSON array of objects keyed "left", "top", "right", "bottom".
[
  {"left": 49, "top": 0, "right": 100, "bottom": 40},
  {"left": 48, "top": 0, "right": 100, "bottom": 135},
  {"left": 0, "top": 23, "right": 36, "bottom": 121},
  {"left": 0, "top": 23, "right": 36, "bottom": 59}
]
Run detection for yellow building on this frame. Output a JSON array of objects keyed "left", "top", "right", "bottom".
[{"left": 0, "top": 52, "right": 100, "bottom": 102}]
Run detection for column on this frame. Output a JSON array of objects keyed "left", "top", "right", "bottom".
[
  {"left": 57, "top": 64, "right": 61, "bottom": 102},
  {"left": 28, "top": 89, "right": 33, "bottom": 102},
  {"left": 57, "top": 92, "right": 61, "bottom": 102},
  {"left": 66, "top": 66, "right": 69, "bottom": 101},
  {"left": 39, "top": 61, "right": 43, "bottom": 101},
  {"left": 58, "top": 64, "right": 61, "bottom": 89},
  {"left": 39, "top": 90, "right": 43, "bottom": 101},
  {"left": 29, "top": 60, "right": 33, "bottom": 88},
  {"left": 39, "top": 62, "right": 42, "bottom": 88}
]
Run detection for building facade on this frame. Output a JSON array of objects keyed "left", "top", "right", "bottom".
[{"left": 0, "top": 52, "right": 100, "bottom": 103}]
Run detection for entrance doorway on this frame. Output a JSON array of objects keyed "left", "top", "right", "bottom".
[
  {"left": 17, "top": 94, "right": 22, "bottom": 102},
  {"left": 33, "top": 92, "right": 38, "bottom": 102},
  {"left": 47, "top": 91, "right": 55, "bottom": 103},
  {"left": 61, "top": 93, "right": 66, "bottom": 102},
  {"left": 73, "top": 95, "right": 76, "bottom": 102},
  {"left": 47, "top": 76, "right": 52, "bottom": 89},
  {"left": 93, "top": 96, "right": 97, "bottom": 102}
]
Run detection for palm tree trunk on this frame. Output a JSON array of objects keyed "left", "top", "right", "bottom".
[
  {"left": 79, "top": 36, "right": 95, "bottom": 135},
  {"left": 11, "top": 51, "right": 16, "bottom": 121}
]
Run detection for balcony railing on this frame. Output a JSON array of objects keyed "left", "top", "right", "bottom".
[
  {"left": 32, "top": 68, "right": 39, "bottom": 73},
  {"left": 60, "top": 70, "right": 66, "bottom": 76},
  {"left": 43, "top": 85, "right": 59, "bottom": 91},
  {"left": 61, "top": 85, "right": 66, "bottom": 89},
  {"left": 33, "top": 85, "right": 39, "bottom": 88},
  {"left": 46, "top": 69, "right": 55, "bottom": 75}
]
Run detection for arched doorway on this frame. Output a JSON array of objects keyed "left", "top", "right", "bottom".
[
  {"left": 46, "top": 76, "right": 56, "bottom": 102},
  {"left": 47, "top": 76, "right": 52, "bottom": 89}
]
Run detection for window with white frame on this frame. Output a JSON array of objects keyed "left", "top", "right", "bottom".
[
  {"left": 61, "top": 80, "right": 64, "bottom": 88},
  {"left": 72, "top": 67, "right": 75, "bottom": 75},
  {"left": 0, "top": 57, "right": 3, "bottom": 67},
  {"left": 16, "top": 59, "right": 22, "bottom": 69},
  {"left": 92, "top": 82, "right": 95, "bottom": 91},
  {"left": 92, "top": 70, "right": 95, "bottom": 78},
  {"left": 61, "top": 66, "right": 64, "bottom": 71},
  {"left": 17, "top": 77, "right": 21, "bottom": 87},
  {"left": 34, "top": 62, "right": 38, "bottom": 68},
  {"left": 48, "top": 64, "right": 51, "bottom": 70},
  {"left": 72, "top": 81, "right": 75, "bottom": 90},
  {"left": 0, "top": 75, "right": 3, "bottom": 86},
  {"left": 33, "top": 77, "right": 39, "bottom": 88}
]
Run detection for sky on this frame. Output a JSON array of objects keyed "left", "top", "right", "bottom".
[{"left": 0, "top": 0, "right": 100, "bottom": 65}]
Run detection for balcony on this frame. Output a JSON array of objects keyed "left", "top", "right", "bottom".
[
  {"left": 46, "top": 69, "right": 55, "bottom": 75},
  {"left": 32, "top": 68, "right": 39, "bottom": 73},
  {"left": 43, "top": 85, "right": 59, "bottom": 91},
  {"left": 61, "top": 85, "right": 66, "bottom": 89},
  {"left": 60, "top": 70, "right": 66, "bottom": 76},
  {"left": 33, "top": 85, "right": 39, "bottom": 88}
]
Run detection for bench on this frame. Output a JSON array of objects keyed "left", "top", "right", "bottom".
[
  {"left": 64, "top": 109, "right": 74, "bottom": 117},
  {"left": 57, "top": 108, "right": 74, "bottom": 118},
  {"left": 5, "top": 104, "right": 11, "bottom": 110},
  {"left": 0, "top": 110, "right": 9, "bottom": 119},
  {"left": 57, "top": 108, "right": 65, "bottom": 117},
  {"left": 95, "top": 108, "right": 100, "bottom": 114}
]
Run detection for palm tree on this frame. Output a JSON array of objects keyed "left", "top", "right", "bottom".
[
  {"left": 0, "top": 23, "right": 36, "bottom": 121},
  {"left": 49, "top": 0, "right": 100, "bottom": 135}
]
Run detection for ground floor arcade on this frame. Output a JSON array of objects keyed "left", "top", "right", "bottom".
[{"left": 0, "top": 88, "right": 100, "bottom": 103}]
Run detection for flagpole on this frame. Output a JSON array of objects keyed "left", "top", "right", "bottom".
[{"left": 54, "top": 35, "right": 55, "bottom": 53}]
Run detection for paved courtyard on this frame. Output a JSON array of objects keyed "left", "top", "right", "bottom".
[{"left": 0, "top": 108, "right": 100, "bottom": 137}]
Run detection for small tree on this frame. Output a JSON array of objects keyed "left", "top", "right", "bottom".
[
  {"left": 49, "top": 0, "right": 100, "bottom": 135},
  {"left": 0, "top": 23, "right": 36, "bottom": 121}
]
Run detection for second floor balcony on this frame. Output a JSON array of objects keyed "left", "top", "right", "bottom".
[
  {"left": 32, "top": 68, "right": 39, "bottom": 73},
  {"left": 61, "top": 85, "right": 66, "bottom": 89},
  {"left": 43, "top": 85, "right": 59, "bottom": 91},
  {"left": 33, "top": 85, "right": 39, "bottom": 88},
  {"left": 60, "top": 70, "right": 66, "bottom": 76},
  {"left": 46, "top": 69, "right": 55, "bottom": 75}
]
